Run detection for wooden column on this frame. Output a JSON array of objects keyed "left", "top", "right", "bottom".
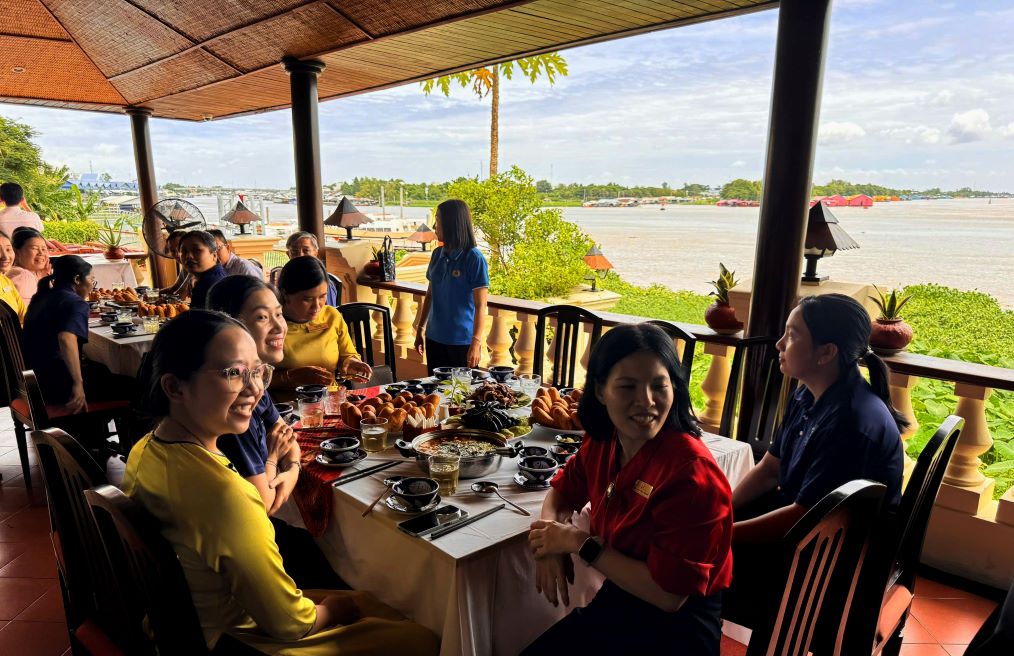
[
  {"left": 283, "top": 57, "right": 326, "bottom": 262},
  {"left": 127, "top": 107, "right": 174, "bottom": 287},
  {"left": 746, "top": 0, "right": 833, "bottom": 339}
]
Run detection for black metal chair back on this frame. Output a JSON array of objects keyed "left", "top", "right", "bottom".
[
  {"left": 533, "top": 305, "right": 603, "bottom": 389},
  {"left": 840, "top": 415, "right": 964, "bottom": 654},
  {"left": 747, "top": 480, "right": 887, "bottom": 656},
  {"left": 268, "top": 265, "right": 282, "bottom": 287},
  {"left": 966, "top": 579, "right": 1014, "bottom": 656},
  {"left": 326, "top": 272, "right": 344, "bottom": 305},
  {"left": 645, "top": 319, "right": 697, "bottom": 377},
  {"left": 719, "top": 336, "right": 793, "bottom": 460},
  {"left": 0, "top": 303, "right": 35, "bottom": 484},
  {"left": 339, "top": 302, "right": 396, "bottom": 384}
]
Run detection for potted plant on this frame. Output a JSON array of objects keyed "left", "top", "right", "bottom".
[
  {"left": 868, "top": 286, "right": 914, "bottom": 354},
  {"left": 97, "top": 216, "right": 128, "bottom": 260},
  {"left": 363, "top": 246, "right": 382, "bottom": 277},
  {"left": 705, "top": 263, "right": 744, "bottom": 334}
]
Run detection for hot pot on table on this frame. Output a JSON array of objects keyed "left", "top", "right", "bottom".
[{"left": 395, "top": 428, "right": 524, "bottom": 479}]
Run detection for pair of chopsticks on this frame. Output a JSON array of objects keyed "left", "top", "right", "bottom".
[
  {"left": 429, "top": 503, "right": 505, "bottom": 540},
  {"left": 332, "top": 460, "right": 399, "bottom": 488}
]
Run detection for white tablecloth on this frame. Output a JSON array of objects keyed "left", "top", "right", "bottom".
[
  {"left": 316, "top": 423, "right": 753, "bottom": 656},
  {"left": 80, "top": 254, "right": 138, "bottom": 289},
  {"left": 82, "top": 323, "right": 154, "bottom": 377}
]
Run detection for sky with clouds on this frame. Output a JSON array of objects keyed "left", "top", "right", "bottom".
[{"left": 2, "top": 0, "right": 1012, "bottom": 191}]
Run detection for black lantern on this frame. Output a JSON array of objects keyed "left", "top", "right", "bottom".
[
  {"left": 802, "top": 202, "right": 859, "bottom": 284},
  {"left": 583, "top": 245, "right": 613, "bottom": 292},
  {"left": 324, "top": 196, "right": 372, "bottom": 240}
]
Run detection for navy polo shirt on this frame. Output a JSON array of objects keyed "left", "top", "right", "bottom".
[
  {"left": 425, "top": 246, "right": 489, "bottom": 346},
  {"left": 218, "top": 391, "right": 280, "bottom": 478},
  {"left": 190, "top": 263, "right": 227, "bottom": 310},
  {"left": 770, "top": 367, "right": 903, "bottom": 508},
  {"left": 23, "top": 287, "right": 90, "bottom": 404}
]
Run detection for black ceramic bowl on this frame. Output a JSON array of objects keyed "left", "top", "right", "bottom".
[
  {"left": 391, "top": 477, "right": 440, "bottom": 510},
  {"left": 320, "top": 436, "right": 361, "bottom": 456},
  {"left": 99, "top": 312, "right": 118, "bottom": 323},
  {"left": 489, "top": 366, "right": 515, "bottom": 383},
  {"left": 294, "top": 384, "right": 327, "bottom": 402},
  {"left": 404, "top": 379, "right": 422, "bottom": 385},
  {"left": 274, "top": 402, "right": 294, "bottom": 418},
  {"left": 420, "top": 381, "right": 439, "bottom": 394},
  {"left": 550, "top": 443, "right": 579, "bottom": 464},
  {"left": 385, "top": 383, "right": 407, "bottom": 394},
  {"left": 555, "top": 434, "right": 582, "bottom": 446},
  {"left": 518, "top": 456, "right": 559, "bottom": 483},
  {"left": 432, "top": 367, "right": 454, "bottom": 381},
  {"left": 471, "top": 369, "right": 490, "bottom": 381},
  {"left": 517, "top": 445, "right": 551, "bottom": 459},
  {"left": 110, "top": 321, "right": 137, "bottom": 335}
]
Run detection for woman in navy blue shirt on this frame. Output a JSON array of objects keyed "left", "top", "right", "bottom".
[
  {"left": 413, "top": 200, "right": 489, "bottom": 372},
  {"left": 181, "top": 231, "right": 226, "bottom": 310},
  {"left": 723, "top": 294, "right": 905, "bottom": 626}
]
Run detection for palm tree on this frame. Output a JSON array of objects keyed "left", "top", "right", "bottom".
[{"left": 422, "top": 53, "right": 568, "bottom": 178}]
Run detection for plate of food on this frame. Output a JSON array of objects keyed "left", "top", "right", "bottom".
[
  {"left": 529, "top": 387, "right": 584, "bottom": 433},
  {"left": 444, "top": 409, "right": 531, "bottom": 441},
  {"left": 338, "top": 390, "right": 442, "bottom": 436},
  {"left": 467, "top": 381, "right": 531, "bottom": 409}
]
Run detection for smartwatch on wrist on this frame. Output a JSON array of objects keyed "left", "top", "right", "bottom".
[{"left": 578, "top": 536, "right": 604, "bottom": 565}]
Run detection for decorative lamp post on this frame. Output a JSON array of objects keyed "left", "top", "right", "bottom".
[
  {"left": 221, "top": 200, "right": 260, "bottom": 235},
  {"left": 324, "top": 196, "right": 372, "bottom": 240},
  {"left": 583, "top": 245, "right": 613, "bottom": 292},
  {"left": 408, "top": 223, "right": 436, "bottom": 251},
  {"left": 802, "top": 202, "right": 859, "bottom": 284}
]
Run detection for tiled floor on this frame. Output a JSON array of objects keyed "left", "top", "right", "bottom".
[{"left": 0, "top": 414, "right": 1001, "bottom": 655}]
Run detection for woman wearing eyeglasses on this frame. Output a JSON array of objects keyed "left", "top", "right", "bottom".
[{"left": 124, "top": 311, "right": 438, "bottom": 655}]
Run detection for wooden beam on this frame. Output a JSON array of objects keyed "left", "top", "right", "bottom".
[
  {"left": 126, "top": 108, "right": 175, "bottom": 287},
  {"left": 283, "top": 57, "right": 326, "bottom": 264}
]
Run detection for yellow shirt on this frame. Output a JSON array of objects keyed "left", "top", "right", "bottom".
[
  {"left": 0, "top": 273, "right": 26, "bottom": 323},
  {"left": 280, "top": 306, "right": 360, "bottom": 374}
]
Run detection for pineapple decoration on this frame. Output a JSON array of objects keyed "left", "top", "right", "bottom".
[
  {"left": 868, "top": 286, "right": 914, "bottom": 355},
  {"left": 704, "top": 263, "right": 744, "bottom": 334}
]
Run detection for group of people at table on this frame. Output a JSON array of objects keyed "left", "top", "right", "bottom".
[{"left": 2, "top": 192, "right": 906, "bottom": 654}]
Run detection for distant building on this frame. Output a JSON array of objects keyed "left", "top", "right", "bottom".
[
  {"left": 62, "top": 172, "right": 138, "bottom": 192},
  {"left": 847, "top": 194, "right": 873, "bottom": 207}
]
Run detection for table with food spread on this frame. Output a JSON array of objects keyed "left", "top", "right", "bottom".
[{"left": 287, "top": 372, "right": 755, "bottom": 656}]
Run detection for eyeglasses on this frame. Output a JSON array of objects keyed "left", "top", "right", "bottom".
[{"left": 203, "top": 363, "right": 274, "bottom": 390}]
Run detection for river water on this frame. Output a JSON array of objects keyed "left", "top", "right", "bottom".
[{"left": 193, "top": 197, "right": 1014, "bottom": 308}]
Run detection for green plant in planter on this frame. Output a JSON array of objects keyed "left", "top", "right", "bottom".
[
  {"left": 704, "top": 263, "right": 743, "bottom": 334},
  {"left": 708, "top": 263, "right": 739, "bottom": 304},
  {"left": 869, "top": 285, "right": 913, "bottom": 320},
  {"left": 440, "top": 378, "right": 472, "bottom": 406},
  {"left": 868, "top": 285, "right": 915, "bottom": 354}
]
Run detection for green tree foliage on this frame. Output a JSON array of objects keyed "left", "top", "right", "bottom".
[
  {"left": 720, "top": 178, "right": 763, "bottom": 200},
  {"left": 0, "top": 116, "right": 88, "bottom": 220},
  {"left": 448, "top": 166, "right": 593, "bottom": 299}
]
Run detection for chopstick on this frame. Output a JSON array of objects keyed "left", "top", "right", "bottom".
[
  {"left": 332, "top": 460, "right": 399, "bottom": 488},
  {"left": 429, "top": 503, "right": 505, "bottom": 540}
]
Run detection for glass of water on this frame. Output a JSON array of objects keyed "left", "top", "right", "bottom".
[
  {"left": 429, "top": 453, "right": 460, "bottom": 496},
  {"left": 298, "top": 398, "right": 324, "bottom": 428},
  {"left": 452, "top": 367, "right": 472, "bottom": 387},
  {"left": 360, "top": 417, "right": 389, "bottom": 453},
  {"left": 517, "top": 373, "right": 542, "bottom": 398},
  {"left": 142, "top": 316, "right": 160, "bottom": 334}
]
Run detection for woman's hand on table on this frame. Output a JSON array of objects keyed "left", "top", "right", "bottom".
[
  {"left": 266, "top": 419, "right": 295, "bottom": 460},
  {"left": 268, "top": 463, "right": 298, "bottom": 515},
  {"left": 287, "top": 366, "right": 333, "bottom": 387},
  {"left": 467, "top": 339, "right": 482, "bottom": 367},
  {"left": 65, "top": 383, "right": 87, "bottom": 414},
  {"left": 534, "top": 555, "right": 575, "bottom": 607},
  {"left": 339, "top": 357, "right": 372, "bottom": 383},
  {"left": 529, "top": 519, "right": 588, "bottom": 559}
]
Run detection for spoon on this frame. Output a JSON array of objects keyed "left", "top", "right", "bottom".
[
  {"left": 470, "top": 481, "right": 531, "bottom": 516},
  {"left": 362, "top": 475, "right": 405, "bottom": 517}
]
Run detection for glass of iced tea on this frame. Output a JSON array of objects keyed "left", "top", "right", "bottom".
[
  {"left": 428, "top": 453, "right": 460, "bottom": 496},
  {"left": 298, "top": 398, "right": 324, "bottom": 428},
  {"left": 360, "top": 417, "right": 389, "bottom": 453}
]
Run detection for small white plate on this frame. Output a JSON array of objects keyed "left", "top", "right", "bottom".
[
  {"left": 315, "top": 448, "right": 367, "bottom": 469},
  {"left": 513, "top": 472, "right": 552, "bottom": 490}
]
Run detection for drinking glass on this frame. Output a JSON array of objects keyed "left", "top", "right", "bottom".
[
  {"left": 145, "top": 290, "right": 160, "bottom": 303},
  {"left": 429, "top": 453, "right": 460, "bottom": 496},
  {"left": 111, "top": 282, "right": 125, "bottom": 291},
  {"left": 116, "top": 309, "right": 132, "bottom": 323},
  {"left": 298, "top": 398, "right": 324, "bottom": 428},
  {"left": 518, "top": 373, "right": 542, "bottom": 398},
  {"left": 360, "top": 417, "right": 389, "bottom": 453},
  {"left": 324, "top": 386, "right": 346, "bottom": 416},
  {"left": 452, "top": 367, "right": 472, "bottom": 387},
  {"left": 142, "top": 316, "right": 160, "bottom": 334}
]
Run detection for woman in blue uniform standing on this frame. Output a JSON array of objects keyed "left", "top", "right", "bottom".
[{"left": 413, "top": 199, "right": 489, "bottom": 372}]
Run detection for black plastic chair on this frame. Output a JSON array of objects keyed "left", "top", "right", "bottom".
[
  {"left": 327, "top": 272, "right": 344, "bottom": 305},
  {"left": 719, "top": 336, "right": 793, "bottom": 460},
  {"left": 31, "top": 427, "right": 124, "bottom": 655},
  {"left": 746, "top": 480, "right": 887, "bottom": 656},
  {"left": 645, "top": 319, "right": 697, "bottom": 376},
  {"left": 966, "top": 579, "right": 1014, "bottom": 656},
  {"left": 268, "top": 265, "right": 282, "bottom": 287},
  {"left": 84, "top": 484, "right": 263, "bottom": 655},
  {"left": 339, "top": 302, "right": 396, "bottom": 385},
  {"left": 839, "top": 415, "right": 964, "bottom": 655},
  {"left": 533, "top": 304, "right": 603, "bottom": 389}
]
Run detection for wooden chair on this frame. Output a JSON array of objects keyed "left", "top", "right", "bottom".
[
  {"left": 31, "top": 427, "right": 124, "bottom": 655},
  {"left": 966, "top": 579, "right": 1014, "bottom": 656},
  {"left": 84, "top": 485, "right": 263, "bottom": 655},
  {"left": 746, "top": 479, "right": 887, "bottom": 656},
  {"left": 338, "top": 302, "right": 396, "bottom": 385},
  {"left": 718, "top": 335, "right": 794, "bottom": 460},
  {"left": 838, "top": 416, "right": 964, "bottom": 655},
  {"left": 645, "top": 319, "right": 697, "bottom": 376},
  {"left": 0, "top": 302, "right": 129, "bottom": 486},
  {"left": 533, "top": 305, "right": 603, "bottom": 389}
]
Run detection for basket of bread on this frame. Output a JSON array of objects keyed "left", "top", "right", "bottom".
[
  {"left": 88, "top": 287, "right": 139, "bottom": 304},
  {"left": 530, "top": 387, "right": 584, "bottom": 432},
  {"left": 338, "top": 390, "right": 442, "bottom": 439},
  {"left": 138, "top": 302, "right": 189, "bottom": 319}
]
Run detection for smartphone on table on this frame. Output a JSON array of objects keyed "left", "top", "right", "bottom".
[{"left": 398, "top": 505, "right": 467, "bottom": 538}]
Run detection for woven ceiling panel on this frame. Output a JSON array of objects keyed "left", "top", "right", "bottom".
[
  {"left": 1, "top": 0, "right": 69, "bottom": 39},
  {"left": 146, "top": 67, "right": 291, "bottom": 121},
  {"left": 206, "top": 3, "right": 367, "bottom": 73},
  {"left": 44, "top": 0, "right": 193, "bottom": 77},
  {"left": 130, "top": 0, "right": 311, "bottom": 42},
  {"left": 336, "top": 0, "right": 511, "bottom": 36},
  {"left": 0, "top": 37, "right": 126, "bottom": 104},
  {"left": 111, "top": 48, "right": 237, "bottom": 104}
]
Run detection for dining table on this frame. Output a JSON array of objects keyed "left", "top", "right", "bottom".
[
  {"left": 82, "top": 320, "right": 155, "bottom": 377},
  {"left": 292, "top": 377, "right": 755, "bottom": 656},
  {"left": 53, "top": 253, "right": 139, "bottom": 290}
]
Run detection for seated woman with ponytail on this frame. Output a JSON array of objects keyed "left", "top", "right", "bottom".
[
  {"left": 23, "top": 255, "right": 129, "bottom": 414},
  {"left": 723, "top": 294, "right": 905, "bottom": 626}
]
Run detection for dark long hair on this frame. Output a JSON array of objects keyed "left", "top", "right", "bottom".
[
  {"left": 277, "top": 255, "right": 327, "bottom": 295},
  {"left": 798, "top": 294, "right": 909, "bottom": 432},
  {"left": 32, "top": 254, "right": 91, "bottom": 302},
  {"left": 436, "top": 199, "right": 477, "bottom": 253},
  {"left": 578, "top": 323, "right": 701, "bottom": 442},
  {"left": 208, "top": 275, "right": 278, "bottom": 319},
  {"left": 141, "top": 310, "right": 246, "bottom": 417},
  {"left": 180, "top": 230, "right": 218, "bottom": 253}
]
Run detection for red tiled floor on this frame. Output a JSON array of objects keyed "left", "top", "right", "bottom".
[
  {"left": 0, "top": 578, "right": 53, "bottom": 620},
  {"left": 0, "top": 542, "right": 29, "bottom": 570},
  {"left": 911, "top": 595, "right": 997, "bottom": 645},
  {"left": 901, "top": 615, "right": 938, "bottom": 644},
  {"left": 0, "top": 543, "right": 58, "bottom": 579},
  {"left": 943, "top": 645, "right": 967, "bottom": 656},
  {"left": 0, "top": 507, "right": 52, "bottom": 543},
  {"left": 0, "top": 620, "right": 70, "bottom": 656},
  {"left": 15, "top": 587, "right": 67, "bottom": 623},
  {"left": 900, "top": 645, "right": 950, "bottom": 655}
]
